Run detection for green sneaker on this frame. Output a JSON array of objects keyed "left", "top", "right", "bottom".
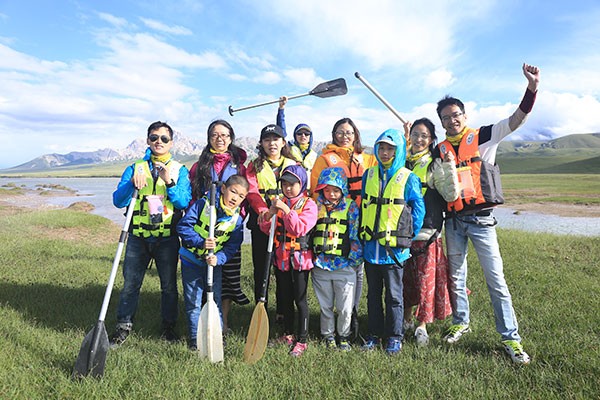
[
  {"left": 442, "top": 324, "right": 471, "bottom": 344},
  {"left": 502, "top": 340, "right": 531, "bottom": 365},
  {"left": 324, "top": 336, "right": 337, "bottom": 349},
  {"left": 338, "top": 338, "right": 351, "bottom": 352}
]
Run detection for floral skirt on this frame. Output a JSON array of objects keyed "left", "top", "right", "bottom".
[{"left": 403, "top": 237, "right": 452, "bottom": 323}]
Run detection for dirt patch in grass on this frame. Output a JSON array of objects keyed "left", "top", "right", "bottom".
[{"left": 504, "top": 202, "right": 600, "bottom": 218}]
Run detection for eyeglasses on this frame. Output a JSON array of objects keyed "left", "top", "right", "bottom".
[
  {"left": 210, "top": 132, "right": 231, "bottom": 140},
  {"left": 296, "top": 131, "right": 311, "bottom": 137},
  {"left": 149, "top": 134, "right": 171, "bottom": 144},
  {"left": 441, "top": 112, "right": 464, "bottom": 123},
  {"left": 334, "top": 130, "right": 355, "bottom": 137},
  {"left": 410, "top": 132, "right": 431, "bottom": 140}
]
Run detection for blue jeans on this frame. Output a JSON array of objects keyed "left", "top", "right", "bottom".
[
  {"left": 181, "top": 258, "right": 223, "bottom": 341},
  {"left": 115, "top": 235, "right": 179, "bottom": 329},
  {"left": 445, "top": 212, "right": 521, "bottom": 341},
  {"left": 364, "top": 262, "right": 404, "bottom": 340}
]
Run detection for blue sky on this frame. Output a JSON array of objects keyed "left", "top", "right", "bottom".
[{"left": 1, "top": 0, "right": 599, "bottom": 168}]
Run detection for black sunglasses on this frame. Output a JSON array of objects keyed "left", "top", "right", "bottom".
[
  {"left": 296, "top": 131, "right": 311, "bottom": 137},
  {"left": 149, "top": 134, "right": 171, "bottom": 144}
]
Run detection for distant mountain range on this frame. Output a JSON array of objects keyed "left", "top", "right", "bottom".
[
  {"left": 4, "top": 132, "right": 327, "bottom": 173},
  {"left": 2, "top": 132, "right": 599, "bottom": 175}
]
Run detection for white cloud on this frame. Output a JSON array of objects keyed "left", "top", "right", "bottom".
[
  {"left": 139, "top": 17, "right": 192, "bottom": 36},
  {"left": 97, "top": 12, "right": 128, "bottom": 28},
  {"left": 425, "top": 68, "right": 456, "bottom": 90},
  {"left": 253, "top": 71, "right": 280, "bottom": 85},
  {"left": 283, "top": 68, "right": 321, "bottom": 89}
]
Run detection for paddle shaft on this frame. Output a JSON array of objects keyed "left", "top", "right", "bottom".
[
  {"left": 206, "top": 184, "right": 217, "bottom": 293},
  {"left": 229, "top": 93, "right": 310, "bottom": 115},
  {"left": 258, "top": 214, "right": 277, "bottom": 302},
  {"left": 354, "top": 72, "right": 407, "bottom": 124},
  {"left": 98, "top": 189, "right": 138, "bottom": 322}
]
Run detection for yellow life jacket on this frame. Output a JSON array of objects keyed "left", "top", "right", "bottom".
[
  {"left": 312, "top": 198, "right": 352, "bottom": 257},
  {"left": 255, "top": 158, "right": 297, "bottom": 202},
  {"left": 188, "top": 199, "right": 240, "bottom": 257},
  {"left": 360, "top": 166, "right": 413, "bottom": 249},
  {"left": 131, "top": 160, "right": 182, "bottom": 238},
  {"left": 409, "top": 153, "right": 432, "bottom": 196}
]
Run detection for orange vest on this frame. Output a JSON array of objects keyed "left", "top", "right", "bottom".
[
  {"left": 438, "top": 128, "right": 504, "bottom": 213},
  {"left": 323, "top": 152, "right": 364, "bottom": 205},
  {"left": 273, "top": 197, "right": 310, "bottom": 254}
]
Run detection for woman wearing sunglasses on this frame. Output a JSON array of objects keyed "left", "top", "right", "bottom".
[
  {"left": 310, "top": 117, "right": 378, "bottom": 342},
  {"left": 276, "top": 96, "right": 318, "bottom": 192}
]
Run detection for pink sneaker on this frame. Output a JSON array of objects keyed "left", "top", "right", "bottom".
[
  {"left": 289, "top": 341, "right": 307, "bottom": 357},
  {"left": 277, "top": 334, "right": 296, "bottom": 346}
]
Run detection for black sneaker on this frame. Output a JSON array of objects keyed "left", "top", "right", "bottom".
[
  {"left": 161, "top": 326, "right": 179, "bottom": 343},
  {"left": 109, "top": 328, "right": 130, "bottom": 348}
]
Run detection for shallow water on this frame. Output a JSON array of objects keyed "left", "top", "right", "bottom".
[{"left": 2, "top": 177, "right": 599, "bottom": 237}]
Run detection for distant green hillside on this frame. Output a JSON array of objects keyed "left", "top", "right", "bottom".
[{"left": 497, "top": 133, "right": 600, "bottom": 174}]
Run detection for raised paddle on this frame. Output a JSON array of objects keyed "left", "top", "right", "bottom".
[
  {"left": 228, "top": 78, "right": 347, "bottom": 116},
  {"left": 243, "top": 210, "right": 278, "bottom": 364},
  {"left": 72, "top": 188, "right": 138, "bottom": 379},
  {"left": 197, "top": 183, "right": 224, "bottom": 362},
  {"left": 354, "top": 72, "right": 407, "bottom": 123}
]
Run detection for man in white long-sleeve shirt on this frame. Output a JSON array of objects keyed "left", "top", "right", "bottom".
[{"left": 434, "top": 63, "right": 540, "bottom": 365}]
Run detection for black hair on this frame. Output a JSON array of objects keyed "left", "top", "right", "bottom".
[
  {"left": 436, "top": 95, "right": 465, "bottom": 119},
  {"left": 411, "top": 117, "right": 438, "bottom": 152},
  {"left": 331, "top": 117, "right": 365, "bottom": 153},
  {"left": 224, "top": 174, "right": 249, "bottom": 191},
  {"left": 192, "top": 120, "right": 244, "bottom": 199},
  {"left": 147, "top": 121, "right": 174, "bottom": 139}
]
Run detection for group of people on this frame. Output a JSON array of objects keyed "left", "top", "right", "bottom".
[{"left": 107, "top": 63, "right": 540, "bottom": 365}]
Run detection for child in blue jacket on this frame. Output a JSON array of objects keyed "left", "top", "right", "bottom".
[
  {"left": 359, "top": 129, "right": 425, "bottom": 355},
  {"left": 177, "top": 175, "right": 248, "bottom": 349}
]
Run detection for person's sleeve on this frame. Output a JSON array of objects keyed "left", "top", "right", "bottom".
[
  {"left": 177, "top": 198, "right": 205, "bottom": 249},
  {"left": 405, "top": 173, "right": 425, "bottom": 237},
  {"left": 245, "top": 162, "right": 269, "bottom": 214},
  {"left": 276, "top": 108, "right": 287, "bottom": 137},
  {"left": 282, "top": 198, "right": 318, "bottom": 236},
  {"left": 347, "top": 200, "right": 363, "bottom": 267},
  {"left": 430, "top": 158, "right": 460, "bottom": 202},
  {"left": 310, "top": 156, "right": 328, "bottom": 200},
  {"left": 167, "top": 165, "right": 192, "bottom": 210},
  {"left": 113, "top": 164, "right": 136, "bottom": 208},
  {"left": 216, "top": 218, "right": 243, "bottom": 265}
]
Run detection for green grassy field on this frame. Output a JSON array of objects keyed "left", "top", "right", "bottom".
[
  {"left": 0, "top": 206, "right": 599, "bottom": 399},
  {"left": 501, "top": 174, "right": 600, "bottom": 205}
]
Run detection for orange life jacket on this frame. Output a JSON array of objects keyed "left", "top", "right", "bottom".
[
  {"left": 273, "top": 196, "right": 310, "bottom": 254},
  {"left": 438, "top": 128, "right": 504, "bottom": 213},
  {"left": 323, "top": 152, "right": 364, "bottom": 205}
]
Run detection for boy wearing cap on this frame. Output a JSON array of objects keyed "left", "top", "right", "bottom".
[
  {"left": 259, "top": 165, "right": 317, "bottom": 357},
  {"left": 245, "top": 124, "right": 298, "bottom": 306},
  {"left": 359, "top": 129, "right": 425, "bottom": 355},
  {"left": 277, "top": 96, "right": 318, "bottom": 191}
]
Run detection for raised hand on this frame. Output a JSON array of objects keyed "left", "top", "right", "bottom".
[{"left": 522, "top": 63, "right": 540, "bottom": 92}]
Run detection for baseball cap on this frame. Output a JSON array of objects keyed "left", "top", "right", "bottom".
[{"left": 260, "top": 124, "right": 285, "bottom": 139}]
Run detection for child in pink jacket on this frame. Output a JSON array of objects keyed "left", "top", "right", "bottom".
[{"left": 260, "top": 164, "right": 317, "bottom": 357}]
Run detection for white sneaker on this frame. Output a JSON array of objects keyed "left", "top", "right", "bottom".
[{"left": 414, "top": 326, "right": 429, "bottom": 346}]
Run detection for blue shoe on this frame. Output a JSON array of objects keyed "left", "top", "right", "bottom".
[
  {"left": 385, "top": 337, "right": 402, "bottom": 355},
  {"left": 361, "top": 335, "right": 380, "bottom": 351}
]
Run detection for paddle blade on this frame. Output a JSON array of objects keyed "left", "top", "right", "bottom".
[
  {"left": 197, "top": 299, "right": 224, "bottom": 363},
  {"left": 310, "top": 78, "right": 347, "bottom": 98},
  {"left": 243, "top": 302, "right": 269, "bottom": 364},
  {"left": 72, "top": 321, "right": 109, "bottom": 379}
]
